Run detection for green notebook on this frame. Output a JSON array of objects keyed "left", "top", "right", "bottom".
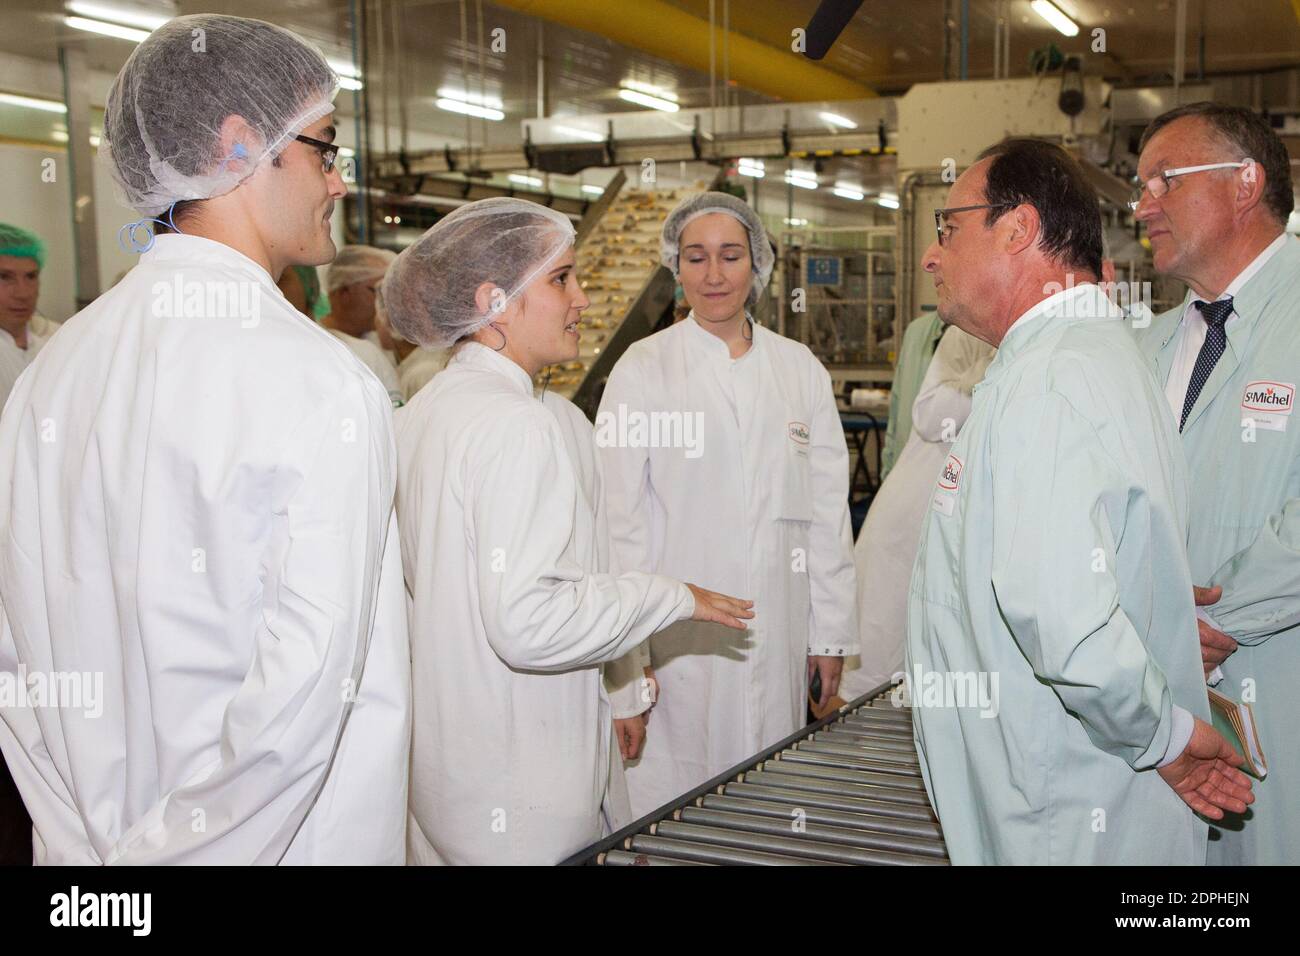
[{"left": 1208, "top": 686, "right": 1268, "bottom": 780}]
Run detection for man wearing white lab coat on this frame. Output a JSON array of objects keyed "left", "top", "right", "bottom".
[{"left": 0, "top": 15, "right": 410, "bottom": 864}]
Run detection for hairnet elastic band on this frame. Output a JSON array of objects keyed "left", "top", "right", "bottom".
[
  {"left": 0, "top": 244, "right": 44, "bottom": 266},
  {"left": 117, "top": 201, "right": 182, "bottom": 255}
]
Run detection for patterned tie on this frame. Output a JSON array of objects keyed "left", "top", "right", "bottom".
[{"left": 1179, "top": 297, "right": 1234, "bottom": 431}]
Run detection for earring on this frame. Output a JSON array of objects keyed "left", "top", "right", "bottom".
[{"left": 488, "top": 322, "right": 507, "bottom": 351}]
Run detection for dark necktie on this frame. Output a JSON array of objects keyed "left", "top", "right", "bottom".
[{"left": 1179, "top": 297, "right": 1234, "bottom": 432}]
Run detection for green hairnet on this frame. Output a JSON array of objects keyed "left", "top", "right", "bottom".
[{"left": 0, "top": 223, "right": 45, "bottom": 270}]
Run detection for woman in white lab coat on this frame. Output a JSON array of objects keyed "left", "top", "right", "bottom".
[
  {"left": 837, "top": 324, "right": 995, "bottom": 701},
  {"left": 382, "top": 198, "right": 753, "bottom": 865},
  {"left": 596, "top": 192, "right": 859, "bottom": 818}
]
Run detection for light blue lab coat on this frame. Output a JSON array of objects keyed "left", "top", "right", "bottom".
[
  {"left": 907, "top": 284, "right": 1210, "bottom": 865},
  {"left": 1137, "top": 235, "right": 1300, "bottom": 866},
  {"left": 882, "top": 311, "right": 946, "bottom": 480}
]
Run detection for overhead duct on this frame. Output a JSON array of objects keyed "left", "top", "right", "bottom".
[{"left": 493, "top": 0, "right": 874, "bottom": 102}]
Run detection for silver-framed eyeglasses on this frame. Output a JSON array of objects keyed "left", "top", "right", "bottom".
[{"left": 1127, "top": 160, "right": 1254, "bottom": 211}]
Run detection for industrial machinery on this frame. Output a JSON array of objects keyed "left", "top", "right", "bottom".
[{"left": 564, "top": 687, "right": 947, "bottom": 865}]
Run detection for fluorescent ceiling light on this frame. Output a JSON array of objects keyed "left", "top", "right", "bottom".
[
  {"left": 833, "top": 185, "right": 864, "bottom": 201},
  {"left": 555, "top": 124, "right": 605, "bottom": 143},
  {"left": 618, "top": 88, "right": 679, "bottom": 112},
  {"left": 1031, "top": 0, "right": 1079, "bottom": 37},
  {"left": 66, "top": 2, "right": 170, "bottom": 30},
  {"left": 784, "top": 170, "right": 818, "bottom": 189},
  {"left": 581, "top": 184, "right": 605, "bottom": 195},
  {"left": 737, "top": 158, "right": 765, "bottom": 179},
  {"left": 337, "top": 77, "right": 363, "bottom": 91},
  {"left": 0, "top": 93, "right": 67, "bottom": 113},
  {"left": 508, "top": 173, "right": 543, "bottom": 188},
  {"left": 622, "top": 79, "right": 677, "bottom": 102},
  {"left": 436, "top": 97, "right": 504, "bottom": 121},
  {"left": 64, "top": 15, "right": 150, "bottom": 42},
  {"left": 328, "top": 59, "right": 361, "bottom": 79},
  {"left": 819, "top": 111, "right": 858, "bottom": 129},
  {"left": 436, "top": 88, "right": 503, "bottom": 110},
  {"left": 876, "top": 196, "right": 900, "bottom": 209},
  {"left": 783, "top": 217, "right": 809, "bottom": 226}
]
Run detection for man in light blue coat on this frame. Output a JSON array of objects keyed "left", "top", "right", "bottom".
[
  {"left": 881, "top": 308, "right": 946, "bottom": 481},
  {"left": 1133, "top": 102, "right": 1299, "bottom": 866},
  {"left": 906, "top": 138, "right": 1253, "bottom": 864}
]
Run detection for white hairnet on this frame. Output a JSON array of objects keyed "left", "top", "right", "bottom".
[
  {"left": 327, "top": 245, "right": 397, "bottom": 293},
  {"left": 103, "top": 14, "right": 339, "bottom": 217},
  {"left": 383, "top": 197, "right": 576, "bottom": 350},
  {"left": 660, "top": 191, "right": 775, "bottom": 310}
]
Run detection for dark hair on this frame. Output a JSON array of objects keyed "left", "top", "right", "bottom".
[
  {"left": 1139, "top": 102, "right": 1294, "bottom": 225},
  {"left": 975, "top": 137, "right": 1104, "bottom": 279}
]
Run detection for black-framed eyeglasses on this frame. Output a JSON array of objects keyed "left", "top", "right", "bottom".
[
  {"left": 933, "top": 203, "right": 1016, "bottom": 247},
  {"left": 295, "top": 133, "right": 340, "bottom": 174}
]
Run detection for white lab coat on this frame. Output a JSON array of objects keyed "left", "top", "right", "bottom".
[
  {"left": 396, "top": 343, "right": 694, "bottom": 865},
  {"left": 0, "top": 326, "right": 50, "bottom": 412},
  {"left": 330, "top": 329, "right": 404, "bottom": 406},
  {"left": 539, "top": 389, "right": 648, "bottom": 834},
  {"left": 397, "top": 346, "right": 450, "bottom": 402},
  {"left": 598, "top": 315, "right": 858, "bottom": 818},
  {"left": 0, "top": 234, "right": 411, "bottom": 864},
  {"left": 838, "top": 326, "right": 994, "bottom": 700}
]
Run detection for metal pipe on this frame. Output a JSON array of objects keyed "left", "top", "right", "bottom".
[
  {"left": 754, "top": 764, "right": 935, "bottom": 806},
  {"left": 796, "top": 740, "right": 922, "bottom": 767},
  {"left": 724, "top": 781, "right": 938, "bottom": 823},
  {"left": 814, "top": 729, "right": 916, "bottom": 752},
  {"left": 681, "top": 805, "right": 948, "bottom": 859},
  {"left": 656, "top": 820, "right": 941, "bottom": 866},
  {"left": 628, "top": 833, "right": 832, "bottom": 866},
  {"left": 781, "top": 749, "right": 923, "bottom": 777},
  {"left": 959, "top": 0, "right": 969, "bottom": 81},
  {"left": 1174, "top": 0, "right": 1187, "bottom": 93},
  {"left": 599, "top": 849, "right": 708, "bottom": 866},
  {"left": 702, "top": 793, "right": 945, "bottom": 842}
]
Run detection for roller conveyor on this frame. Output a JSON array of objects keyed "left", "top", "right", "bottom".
[{"left": 564, "top": 687, "right": 947, "bottom": 866}]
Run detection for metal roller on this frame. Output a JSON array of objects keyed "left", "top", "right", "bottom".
[
  {"left": 675, "top": 806, "right": 945, "bottom": 860},
  {"left": 778, "top": 748, "right": 924, "bottom": 778},
  {"left": 598, "top": 849, "right": 709, "bottom": 866},
  {"left": 627, "top": 833, "right": 837, "bottom": 866},
  {"left": 813, "top": 729, "right": 918, "bottom": 753},
  {"left": 758, "top": 759, "right": 929, "bottom": 794},
  {"left": 794, "top": 739, "right": 923, "bottom": 768},
  {"left": 655, "top": 820, "right": 942, "bottom": 866},
  {"left": 564, "top": 690, "right": 949, "bottom": 865},
  {"left": 696, "top": 796, "right": 941, "bottom": 848},
  {"left": 721, "top": 781, "right": 939, "bottom": 825},
  {"left": 841, "top": 711, "right": 915, "bottom": 731}
]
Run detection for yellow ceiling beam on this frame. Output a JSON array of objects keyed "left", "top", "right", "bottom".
[{"left": 496, "top": 0, "right": 874, "bottom": 101}]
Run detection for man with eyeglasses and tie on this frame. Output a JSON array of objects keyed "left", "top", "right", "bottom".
[{"left": 1133, "top": 102, "right": 1300, "bottom": 866}]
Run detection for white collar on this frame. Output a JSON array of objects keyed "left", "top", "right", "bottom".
[
  {"left": 449, "top": 340, "right": 535, "bottom": 396},
  {"left": 1179, "top": 232, "right": 1287, "bottom": 326},
  {"left": 683, "top": 310, "right": 757, "bottom": 359},
  {"left": 140, "top": 234, "right": 277, "bottom": 289},
  {"left": 1004, "top": 282, "right": 1112, "bottom": 339}
]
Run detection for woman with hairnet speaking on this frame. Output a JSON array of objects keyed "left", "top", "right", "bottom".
[
  {"left": 596, "top": 192, "right": 859, "bottom": 817},
  {"left": 384, "top": 197, "right": 754, "bottom": 865}
]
